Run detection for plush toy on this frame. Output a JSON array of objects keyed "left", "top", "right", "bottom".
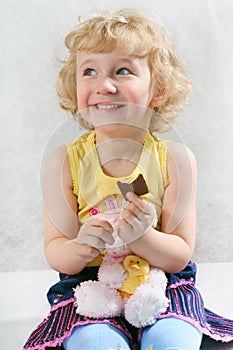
[
  {"left": 74, "top": 235, "right": 169, "bottom": 327},
  {"left": 74, "top": 175, "right": 169, "bottom": 327}
]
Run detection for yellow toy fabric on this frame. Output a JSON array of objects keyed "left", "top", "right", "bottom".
[{"left": 119, "top": 255, "right": 150, "bottom": 296}]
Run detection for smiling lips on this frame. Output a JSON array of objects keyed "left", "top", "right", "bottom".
[{"left": 94, "top": 103, "right": 124, "bottom": 110}]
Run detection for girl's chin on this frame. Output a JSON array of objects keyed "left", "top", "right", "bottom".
[
  {"left": 95, "top": 123, "right": 146, "bottom": 139},
  {"left": 95, "top": 123, "right": 126, "bottom": 134}
]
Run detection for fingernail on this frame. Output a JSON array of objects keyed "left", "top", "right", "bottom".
[{"left": 126, "top": 191, "right": 133, "bottom": 201}]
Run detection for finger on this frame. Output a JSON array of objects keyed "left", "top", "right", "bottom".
[
  {"left": 120, "top": 208, "right": 138, "bottom": 226},
  {"left": 77, "top": 244, "right": 100, "bottom": 261},
  {"left": 119, "top": 207, "right": 154, "bottom": 236},
  {"left": 122, "top": 200, "right": 141, "bottom": 217},
  {"left": 85, "top": 224, "right": 115, "bottom": 245},
  {"left": 117, "top": 219, "right": 133, "bottom": 243},
  {"left": 97, "top": 230, "right": 115, "bottom": 246},
  {"left": 87, "top": 215, "right": 114, "bottom": 230},
  {"left": 125, "top": 192, "right": 147, "bottom": 211},
  {"left": 125, "top": 193, "right": 156, "bottom": 220},
  {"left": 121, "top": 201, "right": 152, "bottom": 227},
  {"left": 76, "top": 233, "right": 106, "bottom": 250}
]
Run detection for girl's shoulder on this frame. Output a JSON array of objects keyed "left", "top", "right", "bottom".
[
  {"left": 166, "top": 141, "right": 196, "bottom": 167},
  {"left": 44, "top": 131, "right": 93, "bottom": 172},
  {"left": 151, "top": 133, "right": 195, "bottom": 161},
  {"left": 148, "top": 134, "right": 196, "bottom": 187},
  {"left": 66, "top": 131, "right": 94, "bottom": 147},
  {"left": 44, "top": 145, "right": 72, "bottom": 188},
  {"left": 45, "top": 144, "right": 68, "bottom": 169},
  {"left": 65, "top": 131, "right": 95, "bottom": 157},
  {"left": 165, "top": 140, "right": 197, "bottom": 186}
]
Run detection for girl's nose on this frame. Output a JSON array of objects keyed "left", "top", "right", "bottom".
[{"left": 95, "top": 77, "right": 117, "bottom": 95}]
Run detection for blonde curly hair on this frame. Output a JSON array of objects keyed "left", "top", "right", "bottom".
[{"left": 57, "top": 8, "right": 192, "bottom": 133}]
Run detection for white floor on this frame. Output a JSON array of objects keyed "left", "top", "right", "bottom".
[{"left": 0, "top": 263, "right": 232, "bottom": 350}]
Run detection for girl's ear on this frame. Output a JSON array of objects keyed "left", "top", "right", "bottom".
[{"left": 149, "top": 87, "right": 170, "bottom": 108}]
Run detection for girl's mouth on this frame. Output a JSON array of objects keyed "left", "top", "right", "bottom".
[{"left": 95, "top": 104, "right": 124, "bottom": 110}]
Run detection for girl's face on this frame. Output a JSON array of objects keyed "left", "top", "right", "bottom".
[{"left": 76, "top": 49, "right": 155, "bottom": 136}]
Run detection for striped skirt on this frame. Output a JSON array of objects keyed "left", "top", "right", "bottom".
[{"left": 23, "top": 262, "right": 233, "bottom": 350}]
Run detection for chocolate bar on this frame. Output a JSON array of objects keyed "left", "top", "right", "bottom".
[{"left": 117, "top": 174, "right": 148, "bottom": 198}]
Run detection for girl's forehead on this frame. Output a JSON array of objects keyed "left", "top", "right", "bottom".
[
  {"left": 78, "top": 49, "right": 132, "bottom": 59},
  {"left": 76, "top": 49, "right": 149, "bottom": 66}
]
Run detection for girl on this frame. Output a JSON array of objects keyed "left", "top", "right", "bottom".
[{"left": 23, "top": 8, "right": 233, "bottom": 350}]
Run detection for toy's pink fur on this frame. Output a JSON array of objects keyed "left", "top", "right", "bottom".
[{"left": 74, "top": 236, "right": 169, "bottom": 327}]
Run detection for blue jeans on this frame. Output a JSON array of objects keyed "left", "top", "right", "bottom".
[{"left": 63, "top": 318, "right": 203, "bottom": 349}]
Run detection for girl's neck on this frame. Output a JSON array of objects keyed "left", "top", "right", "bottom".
[
  {"left": 95, "top": 126, "right": 147, "bottom": 145},
  {"left": 95, "top": 128, "right": 147, "bottom": 178}
]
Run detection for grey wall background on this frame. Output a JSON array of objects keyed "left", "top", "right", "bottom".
[{"left": 1, "top": 0, "right": 233, "bottom": 271}]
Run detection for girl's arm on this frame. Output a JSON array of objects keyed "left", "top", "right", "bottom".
[
  {"left": 126, "top": 141, "right": 197, "bottom": 273},
  {"left": 43, "top": 146, "right": 100, "bottom": 275}
]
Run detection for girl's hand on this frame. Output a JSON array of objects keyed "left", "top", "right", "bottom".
[
  {"left": 118, "top": 192, "right": 157, "bottom": 244},
  {"left": 74, "top": 215, "right": 114, "bottom": 251}
]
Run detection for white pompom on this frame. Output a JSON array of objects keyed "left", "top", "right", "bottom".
[
  {"left": 98, "top": 260, "right": 126, "bottom": 288},
  {"left": 74, "top": 280, "right": 123, "bottom": 318},
  {"left": 124, "top": 283, "right": 169, "bottom": 327},
  {"left": 148, "top": 268, "right": 168, "bottom": 290}
]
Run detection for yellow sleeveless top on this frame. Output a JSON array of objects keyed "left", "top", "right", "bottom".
[{"left": 66, "top": 131, "right": 168, "bottom": 265}]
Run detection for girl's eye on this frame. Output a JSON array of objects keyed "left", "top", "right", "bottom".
[
  {"left": 117, "top": 67, "right": 131, "bottom": 75},
  {"left": 83, "top": 68, "right": 97, "bottom": 76}
]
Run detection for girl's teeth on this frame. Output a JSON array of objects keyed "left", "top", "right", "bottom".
[{"left": 97, "top": 104, "right": 121, "bottom": 110}]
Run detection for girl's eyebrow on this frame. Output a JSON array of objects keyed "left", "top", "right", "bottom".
[
  {"left": 78, "top": 56, "right": 138, "bottom": 70},
  {"left": 78, "top": 58, "right": 95, "bottom": 69},
  {"left": 118, "top": 58, "right": 138, "bottom": 67}
]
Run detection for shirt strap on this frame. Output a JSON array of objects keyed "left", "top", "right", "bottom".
[{"left": 157, "top": 139, "right": 169, "bottom": 188}]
